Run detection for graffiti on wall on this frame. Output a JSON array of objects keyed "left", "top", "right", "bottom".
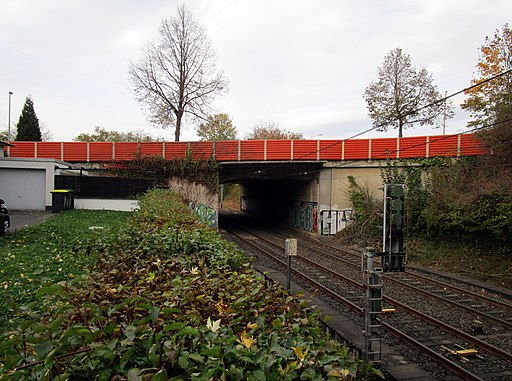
[
  {"left": 190, "top": 202, "right": 217, "bottom": 228},
  {"left": 319, "top": 209, "right": 354, "bottom": 235},
  {"left": 290, "top": 201, "right": 318, "bottom": 233}
]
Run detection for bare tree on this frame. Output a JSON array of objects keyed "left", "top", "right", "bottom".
[
  {"left": 364, "top": 48, "right": 454, "bottom": 137},
  {"left": 129, "top": 5, "right": 227, "bottom": 142},
  {"left": 0, "top": 129, "right": 15, "bottom": 142}
]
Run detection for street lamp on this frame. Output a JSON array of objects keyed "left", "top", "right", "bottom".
[
  {"left": 8, "top": 91, "right": 13, "bottom": 142},
  {"left": 309, "top": 133, "right": 323, "bottom": 139}
]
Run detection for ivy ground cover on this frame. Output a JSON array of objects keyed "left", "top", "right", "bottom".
[{"left": 0, "top": 190, "right": 382, "bottom": 380}]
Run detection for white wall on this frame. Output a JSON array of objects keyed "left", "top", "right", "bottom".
[{"left": 74, "top": 198, "right": 138, "bottom": 212}]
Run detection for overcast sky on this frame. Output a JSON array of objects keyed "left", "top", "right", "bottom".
[{"left": 0, "top": 0, "right": 509, "bottom": 142}]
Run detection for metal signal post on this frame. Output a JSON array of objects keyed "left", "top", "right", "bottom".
[
  {"left": 382, "top": 183, "right": 405, "bottom": 271},
  {"left": 285, "top": 238, "right": 297, "bottom": 291},
  {"left": 362, "top": 247, "right": 383, "bottom": 362}
]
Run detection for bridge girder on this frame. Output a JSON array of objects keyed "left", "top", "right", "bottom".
[{"left": 219, "top": 161, "right": 325, "bottom": 183}]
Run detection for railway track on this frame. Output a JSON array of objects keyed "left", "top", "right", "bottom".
[{"left": 220, "top": 212, "right": 512, "bottom": 381}]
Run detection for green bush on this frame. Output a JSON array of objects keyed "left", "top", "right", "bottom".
[
  {"left": 343, "top": 176, "right": 381, "bottom": 247},
  {"left": 378, "top": 154, "right": 511, "bottom": 255},
  {"left": 0, "top": 189, "right": 381, "bottom": 380},
  {"left": 423, "top": 159, "right": 512, "bottom": 251}
]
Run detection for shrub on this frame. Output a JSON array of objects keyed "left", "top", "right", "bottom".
[
  {"left": 0, "top": 189, "right": 381, "bottom": 380},
  {"left": 343, "top": 176, "right": 382, "bottom": 247},
  {"left": 423, "top": 160, "right": 512, "bottom": 250}
]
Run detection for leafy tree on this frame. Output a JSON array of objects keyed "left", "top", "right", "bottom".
[
  {"left": 477, "top": 117, "right": 512, "bottom": 168},
  {"left": 129, "top": 5, "right": 227, "bottom": 142},
  {"left": 423, "top": 156, "right": 512, "bottom": 249},
  {"left": 15, "top": 97, "right": 42, "bottom": 141},
  {"left": 245, "top": 121, "right": 303, "bottom": 140},
  {"left": 74, "top": 126, "right": 163, "bottom": 142},
  {"left": 364, "top": 48, "right": 454, "bottom": 138},
  {"left": 196, "top": 113, "right": 237, "bottom": 141},
  {"left": 462, "top": 24, "right": 512, "bottom": 128}
]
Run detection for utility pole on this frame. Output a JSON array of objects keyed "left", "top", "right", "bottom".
[
  {"left": 443, "top": 91, "right": 447, "bottom": 135},
  {"left": 8, "top": 91, "right": 13, "bottom": 141}
]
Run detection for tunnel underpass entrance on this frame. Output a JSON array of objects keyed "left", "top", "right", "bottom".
[
  {"left": 241, "top": 179, "right": 319, "bottom": 233},
  {"left": 219, "top": 161, "right": 324, "bottom": 233}
]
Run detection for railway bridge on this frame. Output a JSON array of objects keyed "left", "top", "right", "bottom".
[{"left": 2, "top": 133, "right": 485, "bottom": 234}]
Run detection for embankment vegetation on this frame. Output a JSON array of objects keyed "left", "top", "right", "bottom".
[
  {"left": 0, "top": 189, "right": 381, "bottom": 380},
  {"left": 343, "top": 122, "right": 512, "bottom": 288}
]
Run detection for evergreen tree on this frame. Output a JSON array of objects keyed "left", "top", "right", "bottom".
[{"left": 15, "top": 97, "right": 42, "bottom": 141}]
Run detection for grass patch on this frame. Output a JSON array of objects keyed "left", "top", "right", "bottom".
[
  {"left": 332, "top": 230, "right": 512, "bottom": 290},
  {"left": 407, "top": 238, "right": 512, "bottom": 289},
  {"left": 0, "top": 210, "right": 130, "bottom": 327}
]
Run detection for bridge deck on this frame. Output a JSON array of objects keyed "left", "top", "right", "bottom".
[{"left": 3, "top": 134, "right": 485, "bottom": 163}]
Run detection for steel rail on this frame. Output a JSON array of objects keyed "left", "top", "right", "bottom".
[
  {"left": 300, "top": 231, "right": 512, "bottom": 303},
  {"left": 222, "top": 223, "right": 504, "bottom": 380},
  {"left": 294, "top": 256, "right": 489, "bottom": 381},
  {"left": 384, "top": 275, "right": 512, "bottom": 331},
  {"left": 291, "top": 258, "right": 489, "bottom": 381},
  {"left": 405, "top": 269, "right": 512, "bottom": 310},
  {"left": 227, "top": 218, "right": 512, "bottom": 336},
  {"left": 380, "top": 322, "right": 485, "bottom": 381},
  {"left": 283, "top": 231, "right": 512, "bottom": 331},
  {"left": 383, "top": 297, "right": 512, "bottom": 362},
  {"left": 297, "top": 254, "right": 512, "bottom": 363},
  {"left": 224, "top": 226, "right": 362, "bottom": 313}
]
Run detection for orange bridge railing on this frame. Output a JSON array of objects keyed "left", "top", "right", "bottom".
[{"left": 4, "top": 134, "right": 486, "bottom": 163}]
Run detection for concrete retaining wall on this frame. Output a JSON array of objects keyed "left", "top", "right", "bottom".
[
  {"left": 168, "top": 178, "right": 219, "bottom": 228},
  {"left": 74, "top": 198, "right": 139, "bottom": 212}
]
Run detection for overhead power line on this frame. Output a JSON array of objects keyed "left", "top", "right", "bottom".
[
  {"left": 250, "top": 69, "right": 512, "bottom": 178},
  {"left": 337, "top": 116, "right": 512, "bottom": 165},
  {"left": 345, "top": 68, "right": 512, "bottom": 142},
  {"left": 270, "top": 116, "right": 512, "bottom": 181}
]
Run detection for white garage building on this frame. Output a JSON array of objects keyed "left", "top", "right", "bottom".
[{"left": 0, "top": 157, "right": 79, "bottom": 211}]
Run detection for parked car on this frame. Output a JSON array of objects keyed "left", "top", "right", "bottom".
[{"left": 0, "top": 199, "right": 10, "bottom": 235}]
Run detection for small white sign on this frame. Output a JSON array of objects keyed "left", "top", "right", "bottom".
[{"left": 285, "top": 238, "right": 297, "bottom": 256}]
